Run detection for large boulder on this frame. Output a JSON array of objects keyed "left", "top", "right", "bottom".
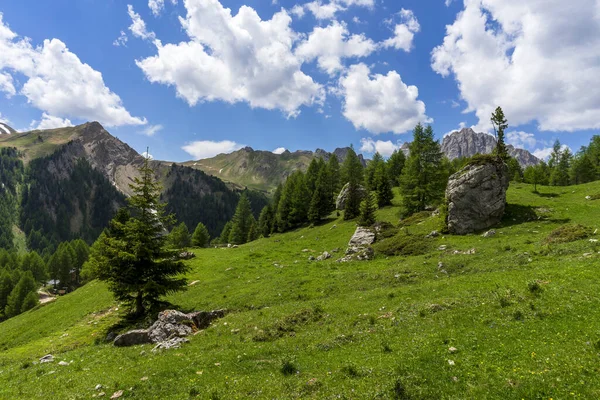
[
  {"left": 446, "top": 160, "right": 510, "bottom": 235},
  {"left": 113, "top": 329, "right": 151, "bottom": 347},
  {"left": 338, "top": 227, "right": 376, "bottom": 262},
  {"left": 148, "top": 310, "right": 193, "bottom": 343},
  {"left": 336, "top": 183, "right": 367, "bottom": 210}
]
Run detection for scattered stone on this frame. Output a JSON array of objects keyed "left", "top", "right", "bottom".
[
  {"left": 189, "top": 309, "right": 226, "bottom": 329},
  {"left": 437, "top": 262, "right": 444, "bottom": 270},
  {"left": 583, "top": 253, "right": 594, "bottom": 257},
  {"left": 348, "top": 227, "right": 376, "bottom": 248},
  {"left": 465, "top": 248, "right": 476, "bottom": 255},
  {"left": 331, "top": 248, "right": 340, "bottom": 253},
  {"left": 308, "top": 256, "right": 316, "bottom": 261},
  {"left": 114, "top": 329, "right": 151, "bottom": 347},
  {"left": 98, "top": 392, "right": 105, "bottom": 397},
  {"left": 590, "top": 239, "right": 598, "bottom": 243},
  {"left": 448, "top": 360, "right": 455, "bottom": 366},
  {"left": 438, "top": 245, "right": 447, "bottom": 251},
  {"left": 302, "top": 249, "right": 310, "bottom": 253},
  {"left": 58, "top": 361, "right": 70, "bottom": 366},
  {"left": 105, "top": 332, "right": 117, "bottom": 342},
  {"left": 482, "top": 230, "right": 496, "bottom": 238},
  {"left": 586, "top": 196, "right": 592, "bottom": 200},
  {"left": 446, "top": 161, "right": 509, "bottom": 235},
  {"left": 316, "top": 251, "right": 331, "bottom": 261},
  {"left": 330, "top": 224, "right": 337, "bottom": 230},
  {"left": 110, "top": 390, "right": 124, "bottom": 399},
  {"left": 40, "top": 354, "right": 54, "bottom": 363},
  {"left": 336, "top": 183, "right": 367, "bottom": 210},
  {"left": 140, "top": 377, "right": 148, "bottom": 381},
  {"left": 95, "top": 384, "right": 103, "bottom": 391},
  {"left": 232, "top": 245, "right": 238, "bottom": 248},
  {"left": 426, "top": 230, "right": 440, "bottom": 238},
  {"left": 227, "top": 244, "right": 232, "bottom": 248},
  {"left": 148, "top": 310, "right": 193, "bottom": 343},
  {"left": 152, "top": 337, "right": 189, "bottom": 352},
  {"left": 178, "top": 251, "right": 195, "bottom": 260},
  {"left": 449, "top": 347, "right": 458, "bottom": 354},
  {"left": 188, "top": 280, "right": 200, "bottom": 286}
]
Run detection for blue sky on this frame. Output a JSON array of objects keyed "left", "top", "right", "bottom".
[{"left": 0, "top": 0, "right": 599, "bottom": 161}]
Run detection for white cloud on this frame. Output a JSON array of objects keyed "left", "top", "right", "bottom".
[
  {"left": 149, "top": 0, "right": 165, "bottom": 16},
  {"left": 141, "top": 124, "right": 163, "bottom": 136},
  {"left": 339, "top": 63, "right": 431, "bottom": 134},
  {"left": 113, "top": 31, "right": 128, "bottom": 47},
  {"left": 272, "top": 147, "right": 287, "bottom": 154},
  {"left": 290, "top": 5, "right": 306, "bottom": 18},
  {"left": 382, "top": 9, "right": 420, "bottom": 52},
  {"left": 295, "top": 21, "right": 376, "bottom": 76},
  {"left": 298, "top": 0, "right": 375, "bottom": 20},
  {"left": 533, "top": 144, "right": 570, "bottom": 161},
  {"left": 0, "top": 13, "right": 146, "bottom": 127},
  {"left": 136, "top": 0, "right": 324, "bottom": 118},
  {"left": 128, "top": 5, "right": 156, "bottom": 40},
  {"left": 182, "top": 140, "right": 245, "bottom": 159},
  {"left": 432, "top": 0, "right": 600, "bottom": 132},
  {"left": 33, "top": 113, "right": 73, "bottom": 130},
  {"left": 445, "top": 0, "right": 454, "bottom": 6},
  {"left": 506, "top": 131, "right": 537, "bottom": 150},
  {"left": 359, "top": 137, "right": 401, "bottom": 157},
  {"left": 0, "top": 71, "right": 15, "bottom": 97}
]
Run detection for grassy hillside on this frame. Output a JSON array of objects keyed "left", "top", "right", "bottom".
[
  {"left": 2, "top": 182, "right": 600, "bottom": 398},
  {"left": 0, "top": 126, "right": 83, "bottom": 163}
]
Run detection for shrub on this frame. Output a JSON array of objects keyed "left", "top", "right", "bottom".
[
  {"left": 373, "top": 232, "right": 430, "bottom": 257},
  {"left": 281, "top": 359, "right": 298, "bottom": 376},
  {"left": 545, "top": 224, "right": 592, "bottom": 244},
  {"left": 527, "top": 280, "right": 544, "bottom": 295}
]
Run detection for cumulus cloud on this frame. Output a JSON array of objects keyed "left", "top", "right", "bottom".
[
  {"left": 182, "top": 140, "right": 245, "bottom": 159},
  {"left": 33, "top": 113, "right": 74, "bottom": 130},
  {"left": 432, "top": 0, "right": 600, "bottom": 132},
  {"left": 295, "top": 21, "right": 376, "bottom": 75},
  {"left": 136, "top": 0, "right": 323, "bottom": 118},
  {"left": 148, "top": 0, "right": 165, "bottom": 16},
  {"left": 141, "top": 124, "right": 163, "bottom": 136},
  {"left": 381, "top": 9, "right": 420, "bottom": 52},
  {"left": 295, "top": 0, "right": 375, "bottom": 20},
  {"left": 359, "top": 137, "right": 401, "bottom": 157},
  {"left": 339, "top": 63, "right": 431, "bottom": 134},
  {"left": 506, "top": 131, "right": 537, "bottom": 150},
  {"left": 128, "top": 5, "right": 156, "bottom": 41},
  {"left": 0, "top": 13, "right": 146, "bottom": 127},
  {"left": 272, "top": 147, "right": 287, "bottom": 154},
  {"left": 113, "top": 31, "right": 128, "bottom": 47},
  {"left": 0, "top": 71, "right": 15, "bottom": 97}
]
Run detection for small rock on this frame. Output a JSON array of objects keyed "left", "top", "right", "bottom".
[
  {"left": 482, "top": 230, "right": 496, "bottom": 238},
  {"left": 95, "top": 384, "right": 103, "bottom": 391},
  {"left": 437, "top": 262, "right": 444, "bottom": 270},
  {"left": 426, "top": 230, "right": 440, "bottom": 238},
  {"left": 330, "top": 224, "right": 337, "bottom": 230},
  {"left": 110, "top": 390, "right": 124, "bottom": 399},
  {"left": 232, "top": 245, "right": 238, "bottom": 248},
  {"left": 40, "top": 354, "right": 54, "bottom": 363},
  {"left": 448, "top": 360, "right": 455, "bottom": 366},
  {"left": 583, "top": 253, "right": 594, "bottom": 257},
  {"left": 316, "top": 251, "right": 331, "bottom": 261},
  {"left": 302, "top": 249, "right": 310, "bottom": 253},
  {"left": 178, "top": 251, "right": 195, "bottom": 260},
  {"left": 438, "top": 245, "right": 447, "bottom": 251},
  {"left": 308, "top": 256, "right": 316, "bottom": 261},
  {"left": 449, "top": 347, "right": 458, "bottom": 353},
  {"left": 590, "top": 239, "right": 598, "bottom": 243},
  {"left": 58, "top": 361, "right": 70, "bottom": 366},
  {"left": 113, "top": 329, "right": 151, "bottom": 347},
  {"left": 98, "top": 393, "right": 105, "bottom": 397},
  {"left": 140, "top": 376, "right": 148, "bottom": 381},
  {"left": 586, "top": 195, "right": 592, "bottom": 200}
]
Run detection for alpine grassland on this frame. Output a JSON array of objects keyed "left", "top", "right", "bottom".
[{"left": 1, "top": 182, "right": 600, "bottom": 399}]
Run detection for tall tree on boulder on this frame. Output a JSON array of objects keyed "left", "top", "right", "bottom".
[
  {"left": 89, "top": 156, "right": 188, "bottom": 317},
  {"left": 491, "top": 106, "right": 509, "bottom": 161}
]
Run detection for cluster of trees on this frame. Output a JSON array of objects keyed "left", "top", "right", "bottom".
[
  {"left": 0, "top": 148, "right": 24, "bottom": 250},
  {"left": 0, "top": 239, "right": 90, "bottom": 321},
  {"left": 522, "top": 137, "right": 600, "bottom": 190}
]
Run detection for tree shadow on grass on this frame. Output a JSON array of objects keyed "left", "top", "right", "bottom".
[
  {"left": 533, "top": 191, "right": 560, "bottom": 198},
  {"left": 499, "top": 204, "right": 542, "bottom": 228}
]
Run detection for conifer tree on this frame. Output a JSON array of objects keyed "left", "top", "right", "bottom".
[
  {"left": 257, "top": 205, "right": 274, "bottom": 237},
  {"left": 570, "top": 151, "right": 596, "bottom": 185},
  {"left": 20, "top": 251, "right": 47, "bottom": 284},
  {"left": 270, "top": 184, "right": 283, "bottom": 233},
  {"left": 305, "top": 158, "right": 321, "bottom": 195},
  {"left": 5, "top": 271, "right": 36, "bottom": 317},
  {"left": 506, "top": 157, "right": 524, "bottom": 182},
  {"left": 358, "top": 191, "right": 377, "bottom": 226},
  {"left": 365, "top": 152, "right": 384, "bottom": 190},
  {"left": 0, "top": 271, "right": 14, "bottom": 319},
  {"left": 90, "top": 156, "right": 188, "bottom": 316},
  {"left": 399, "top": 124, "right": 445, "bottom": 215},
  {"left": 71, "top": 239, "right": 90, "bottom": 284},
  {"left": 550, "top": 147, "right": 573, "bottom": 186},
  {"left": 191, "top": 222, "right": 210, "bottom": 247},
  {"left": 247, "top": 221, "right": 259, "bottom": 242},
  {"left": 342, "top": 147, "right": 364, "bottom": 220},
  {"left": 308, "top": 169, "right": 331, "bottom": 223},
  {"left": 374, "top": 162, "right": 394, "bottom": 207},
  {"left": 327, "top": 154, "right": 341, "bottom": 196},
  {"left": 491, "top": 106, "right": 509, "bottom": 160},
  {"left": 229, "top": 193, "right": 256, "bottom": 245},
  {"left": 524, "top": 163, "right": 546, "bottom": 192},
  {"left": 169, "top": 222, "right": 191, "bottom": 249},
  {"left": 386, "top": 149, "right": 406, "bottom": 187},
  {"left": 220, "top": 221, "right": 233, "bottom": 244}
]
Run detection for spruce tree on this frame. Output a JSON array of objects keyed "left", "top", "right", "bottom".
[
  {"left": 386, "top": 149, "right": 406, "bottom": 186},
  {"left": 358, "top": 192, "right": 377, "bottom": 226},
  {"left": 308, "top": 169, "right": 331, "bottom": 223},
  {"left": 550, "top": 147, "right": 573, "bottom": 186},
  {"left": 374, "top": 162, "right": 394, "bottom": 207},
  {"left": 305, "top": 158, "right": 321, "bottom": 195},
  {"left": 247, "top": 221, "right": 259, "bottom": 242},
  {"left": 5, "top": 271, "right": 36, "bottom": 317},
  {"left": 0, "top": 271, "right": 14, "bottom": 319},
  {"left": 169, "top": 222, "right": 191, "bottom": 249},
  {"left": 191, "top": 222, "right": 210, "bottom": 247},
  {"left": 327, "top": 154, "right": 341, "bottom": 197},
  {"left": 257, "top": 205, "right": 274, "bottom": 238},
  {"left": 220, "top": 221, "right": 233, "bottom": 244},
  {"left": 20, "top": 251, "right": 47, "bottom": 284},
  {"left": 229, "top": 193, "right": 256, "bottom": 245},
  {"left": 570, "top": 151, "right": 596, "bottom": 184},
  {"left": 90, "top": 156, "right": 188, "bottom": 316},
  {"left": 491, "top": 106, "right": 509, "bottom": 161},
  {"left": 399, "top": 124, "right": 445, "bottom": 216},
  {"left": 342, "top": 147, "right": 365, "bottom": 220},
  {"left": 365, "top": 152, "right": 384, "bottom": 190},
  {"left": 506, "top": 157, "right": 523, "bottom": 182}
]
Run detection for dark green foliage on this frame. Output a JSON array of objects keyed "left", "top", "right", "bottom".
[
  {"left": 545, "top": 224, "right": 592, "bottom": 244},
  {"left": 0, "top": 148, "right": 24, "bottom": 250},
  {"left": 219, "top": 221, "right": 233, "bottom": 244},
  {"left": 570, "top": 150, "right": 596, "bottom": 185},
  {"left": 491, "top": 106, "right": 509, "bottom": 161},
  {"left": 374, "top": 162, "right": 394, "bottom": 207},
  {"left": 191, "top": 222, "right": 210, "bottom": 247},
  {"left": 229, "top": 193, "right": 256, "bottom": 245},
  {"left": 549, "top": 142, "right": 573, "bottom": 186},
  {"left": 90, "top": 158, "right": 188, "bottom": 316},
  {"left": 280, "top": 360, "right": 298, "bottom": 376},
  {"left": 169, "top": 222, "right": 191, "bottom": 249},
  {"left": 507, "top": 157, "right": 523, "bottom": 182},
  {"left": 5, "top": 271, "right": 37, "bottom": 318},
  {"left": 308, "top": 168, "right": 332, "bottom": 223},
  {"left": 373, "top": 232, "right": 430, "bottom": 257},
  {"left": 257, "top": 205, "right": 274, "bottom": 238},
  {"left": 399, "top": 124, "right": 446, "bottom": 216},
  {"left": 276, "top": 171, "right": 310, "bottom": 231},
  {"left": 387, "top": 149, "right": 406, "bottom": 187},
  {"left": 20, "top": 252, "right": 47, "bottom": 284},
  {"left": 365, "top": 152, "right": 384, "bottom": 190},
  {"left": 327, "top": 154, "right": 341, "bottom": 197},
  {"left": 524, "top": 162, "right": 549, "bottom": 192},
  {"left": 342, "top": 147, "right": 364, "bottom": 220},
  {"left": 359, "top": 192, "right": 377, "bottom": 227}
]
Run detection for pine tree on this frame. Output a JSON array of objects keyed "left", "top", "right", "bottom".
[
  {"left": 386, "top": 149, "right": 406, "bottom": 187},
  {"left": 247, "top": 221, "right": 259, "bottom": 242},
  {"left": 20, "top": 251, "right": 48, "bottom": 284},
  {"left": 308, "top": 169, "right": 331, "bottom": 223},
  {"left": 169, "top": 222, "right": 191, "bottom": 249},
  {"left": 71, "top": 239, "right": 90, "bottom": 285},
  {"left": 257, "top": 205, "right": 274, "bottom": 238},
  {"left": 305, "top": 158, "right": 321, "bottom": 195},
  {"left": 21, "top": 291, "right": 39, "bottom": 313},
  {"left": 220, "top": 221, "right": 233, "bottom": 244},
  {"left": 358, "top": 191, "right": 377, "bottom": 226},
  {"left": 506, "top": 157, "right": 523, "bottom": 182},
  {"left": 491, "top": 106, "right": 509, "bottom": 161},
  {"left": 548, "top": 140, "right": 562, "bottom": 169},
  {"left": 374, "top": 162, "right": 394, "bottom": 207},
  {"left": 365, "top": 152, "right": 384, "bottom": 190},
  {"left": 570, "top": 151, "right": 596, "bottom": 185},
  {"left": 327, "top": 154, "right": 341, "bottom": 197},
  {"left": 90, "top": 156, "right": 188, "bottom": 316},
  {"left": 550, "top": 147, "right": 572, "bottom": 186},
  {"left": 5, "top": 271, "right": 36, "bottom": 317},
  {"left": 0, "top": 270, "right": 14, "bottom": 319},
  {"left": 399, "top": 124, "right": 445, "bottom": 216},
  {"left": 191, "top": 222, "right": 210, "bottom": 247},
  {"left": 342, "top": 147, "right": 365, "bottom": 220},
  {"left": 229, "top": 193, "right": 256, "bottom": 245}
]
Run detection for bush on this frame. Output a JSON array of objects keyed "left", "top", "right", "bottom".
[
  {"left": 373, "top": 232, "right": 430, "bottom": 257},
  {"left": 545, "top": 224, "right": 592, "bottom": 244},
  {"left": 281, "top": 360, "right": 297, "bottom": 376}
]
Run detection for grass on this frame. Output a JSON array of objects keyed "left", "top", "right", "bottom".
[{"left": 1, "top": 182, "right": 600, "bottom": 398}]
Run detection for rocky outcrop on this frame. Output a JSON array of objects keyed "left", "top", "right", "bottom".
[
  {"left": 338, "top": 227, "right": 376, "bottom": 262},
  {"left": 113, "top": 309, "right": 226, "bottom": 348},
  {"left": 446, "top": 161, "right": 510, "bottom": 235},
  {"left": 335, "top": 183, "right": 367, "bottom": 210}
]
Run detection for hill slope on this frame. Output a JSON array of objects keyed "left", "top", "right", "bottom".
[
  {"left": 183, "top": 147, "right": 367, "bottom": 193},
  {"left": 1, "top": 181, "right": 600, "bottom": 398}
]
